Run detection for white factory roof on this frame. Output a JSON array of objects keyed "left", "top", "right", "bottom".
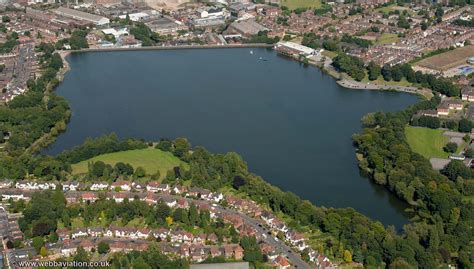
[
  {"left": 118, "top": 12, "right": 149, "bottom": 22},
  {"left": 55, "top": 7, "right": 110, "bottom": 25},
  {"left": 276, "top": 41, "right": 315, "bottom": 55},
  {"left": 101, "top": 28, "right": 128, "bottom": 38}
]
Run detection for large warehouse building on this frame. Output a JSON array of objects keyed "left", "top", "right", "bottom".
[{"left": 54, "top": 7, "right": 110, "bottom": 26}]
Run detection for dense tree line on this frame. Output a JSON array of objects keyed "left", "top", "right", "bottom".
[
  {"left": 334, "top": 52, "right": 461, "bottom": 96},
  {"left": 0, "top": 31, "right": 18, "bottom": 53},
  {"left": 0, "top": 43, "right": 70, "bottom": 179},
  {"left": 68, "top": 30, "right": 89, "bottom": 50},
  {"left": 130, "top": 131, "right": 471, "bottom": 267},
  {"left": 353, "top": 97, "right": 473, "bottom": 268},
  {"left": 332, "top": 53, "right": 365, "bottom": 81},
  {"left": 341, "top": 34, "right": 372, "bottom": 48},
  {"left": 108, "top": 247, "right": 189, "bottom": 269},
  {"left": 130, "top": 23, "right": 170, "bottom": 46},
  {"left": 453, "top": 18, "right": 474, "bottom": 27},
  {"left": 56, "top": 134, "right": 147, "bottom": 165}
]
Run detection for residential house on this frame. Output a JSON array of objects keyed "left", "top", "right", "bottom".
[
  {"left": 90, "top": 182, "right": 109, "bottom": 191},
  {"left": 462, "top": 86, "right": 474, "bottom": 101},
  {"left": 80, "top": 240, "right": 94, "bottom": 252},
  {"left": 56, "top": 228, "right": 70, "bottom": 240},
  {"left": 71, "top": 228, "right": 88, "bottom": 239},
  {"left": 111, "top": 180, "right": 132, "bottom": 191},
  {"left": 0, "top": 180, "right": 12, "bottom": 189},
  {"left": 87, "top": 227, "right": 103, "bottom": 237},
  {"left": 65, "top": 193, "right": 79, "bottom": 204},
  {"left": 81, "top": 192, "right": 98, "bottom": 203},
  {"left": 234, "top": 245, "right": 244, "bottom": 260},
  {"left": 273, "top": 255, "right": 291, "bottom": 269},
  {"left": 62, "top": 181, "right": 79, "bottom": 191}
]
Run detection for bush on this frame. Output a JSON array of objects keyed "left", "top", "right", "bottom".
[{"left": 443, "top": 142, "right": 457, "bottom": 153}]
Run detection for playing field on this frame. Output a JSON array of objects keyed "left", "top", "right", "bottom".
[
  {"left": 71, "top": 148, "right": 188, "bottom": 176},
  {"left": 416, "top": 45, "right": 474, "bottom": 71},
  {"left": 405, "top": 126, "right": 449, "bottom": 158},
  {"left": 281, "top": 0, "right": 321, "bottom": 10},
  {"left": 376, "top": 33, "right": 400, "bottom": 45}
]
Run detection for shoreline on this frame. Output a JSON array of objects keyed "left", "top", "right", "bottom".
[
  {"left": 67, "top": 43, "right": 273, "bottom": 54},
  {"left": 59, "top": 43, "right": 431, "bottom": 98}
]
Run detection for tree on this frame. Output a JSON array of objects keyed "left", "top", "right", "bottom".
[
  {"left": 165, "top": 216, "right": 173, "bottom": 226},
  {"left": 156, "top": 139, "right": 172, "bottom": 151},
  {"left": 134, "top": 166, "right": 146, "bottom": 178},
  {"left": 458, "top": 118, "right": 473, "bottom": 133},
  {"left": 132, "top": 256, "right": 151, "bottom": 269},
  {"left": 98, "top": 241, "right": 110, "bottom": 254},
  {"left": 173, "top": 138, "right": 191, "bottom": 158},
  {"left": 382, "top": 65, "right": 392, "bottom": 81},
  {"left": 232, "top": 175, "right": 247, "bottom": 189},
  {"left": 443, "top": 142, "right": 457, "bottom": 153},
  {"left": 465, "top": 148, "right": 474, "bottom": 158},
  {"left": 367, "top": 62, "right": 381, "bottom": 81},
  {"left": 189, "top": 203, "right": 199, "bottom": 226},
  {"left": 40, "top": 246, "right": 47, "bottom": 257},
  {"left": 74, "top": 247, "right": 89, "bottom": 263},
  {"left": 343, "top": 250, "right": 352, "bottom": 263},
  {"left": 32, "top": 237, "right": 44, "bottom": 252},
  {"left": 441, "top": 160, "right": 473, "bottom": 180}
]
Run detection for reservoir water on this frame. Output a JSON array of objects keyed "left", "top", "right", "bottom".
[{"left": 44, "top": 48, "right": 418, "bottom": 228}]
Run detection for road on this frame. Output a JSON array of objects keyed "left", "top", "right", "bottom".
[
  {"left": 147, "top": 192, "right": 312, "bottom": 268},
  {"left": 337, "top": 78, "right": 433, "bottom": 98},
  {"left": 197, "top": 201, "right": 311, "bottom": 269},
  {"left": 9, "top": 43, "right": 35, "bottom": 93}
]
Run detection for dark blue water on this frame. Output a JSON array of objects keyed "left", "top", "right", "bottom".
[{"left": 44, "top": 48, "right": 418, "bottom": 228}]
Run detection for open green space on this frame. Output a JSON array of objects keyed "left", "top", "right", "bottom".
[
  {"left": 361, "top": 75, "right": 414, "bottom": 87},
  {"left": 376, "top": 33, "right": 400, "bottom": 45},
  {"left": 322, "top": 50, "right": 338, "bottom": 59},
  {"left": 462, "top": 195, "right": 474, "bottom": 204},
  {"left": 405, "top": 126, "right": 450, "bottom": 158},
  {"left": 281, "top": 0, "right": 321, "bottom": 10},
  {"left": 71, "top": 148, "right": 188, "bottom": 176}
]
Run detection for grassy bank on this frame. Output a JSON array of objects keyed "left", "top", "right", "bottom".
[
  {"left": 71, "top": 148, "right": 188, "bottom": 176},
  {"left": 281, "top": 0, "right": 321, "bottom": 10},
  {"left": 405, "top": 126, "right": 449, "bottom": 158}
]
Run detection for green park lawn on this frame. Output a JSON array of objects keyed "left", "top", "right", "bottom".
[
  {"left": 405, "top": 126, "right": 449, "bottom": 158},
  {"left": 361, "top": 75, "right": 414, "bottom": 87},
  {"left": 281, "top": 0, "right": 321, "bottom": 10},
  {"left": 376, "top": 33, "right": 400, "bottom": 45},
  {"left": 71, "top": 148, "right": 188, "bottom": 176}
]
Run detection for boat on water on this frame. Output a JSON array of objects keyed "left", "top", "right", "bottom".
[
  {"left": 250, "top": 50, "right": 253, "bottom": 55},
  {"left": 259, "top": 57, "right": 268, "bottom": 61}
]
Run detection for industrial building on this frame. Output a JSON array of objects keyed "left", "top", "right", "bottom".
[
  {"left": 54, "top": 7, "right": 110, "bottom": 26},
  {"left": 274, "top": 41, "right": 317, "bottom": 57},
  {"left": 225, "top": 20, "right": 268, "bottom": 37}
]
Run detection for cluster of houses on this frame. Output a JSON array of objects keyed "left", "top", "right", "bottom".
[
  {"left": 0, "top": 180, "right": 223, "bottom": 203},
  {"left": 416, "top": 98, "right": 464, "bottom": 118},
  {"left": 59, "top": 225, "right": 222, "bottom": 246},
  {"left": 0, "top": 179, "right": 335, "bottom": 268},
  {"left": 226, "top": 197, "right": 335, "bottom": 268}
]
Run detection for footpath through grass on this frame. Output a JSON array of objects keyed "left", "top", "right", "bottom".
[
  {"left": 405, "top": 126, "right": 449, "bottom": 158},
  {"left": 71, "top": 148, "right": 188, "bottom": 176}
]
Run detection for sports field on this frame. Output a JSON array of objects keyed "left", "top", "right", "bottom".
[
  {"left": 71, "top": 148, "right": 188, "bottom": 176},
  {"left": 416, "top": 45, "right": 474, "bottom": 71},
  {"left": 405, "top": 126, "right": 449, "bottom": 158},
  {"left": 281, "top": 0, "right": 321, "bottom": 10}
]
